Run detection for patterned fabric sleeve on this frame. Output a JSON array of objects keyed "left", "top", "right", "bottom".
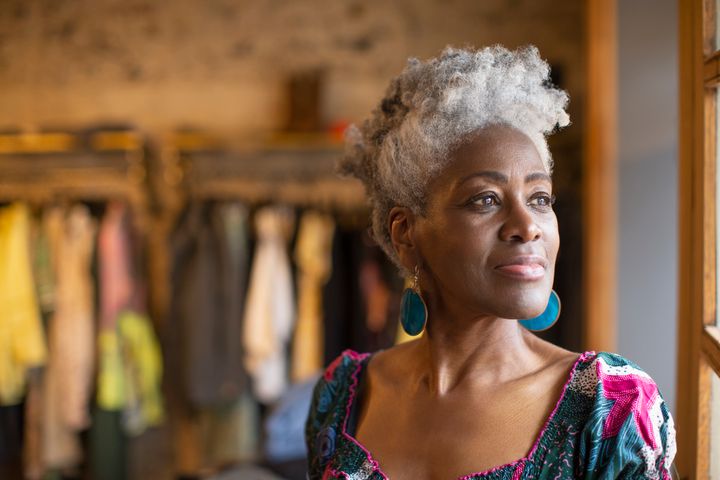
[
  {"left": 579, "top": 352, "right": 677, "bottom": 479},
  {"left": 304, "top": 350, "right": 356, "bottom": 479}
]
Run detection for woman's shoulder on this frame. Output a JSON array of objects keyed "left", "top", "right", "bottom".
[
  {"left": 320, "top": 348, "right": 373, "bottom": 384},
  {"left": 306, "top": 349, "right": 372, "bottom": 418},
  {"left": 566, "top": 350, "right": 675, "bottom": 430},
  {"left": 320, "top": 343, "right": 410, "bottom": 387},
  {"left": 566, "top": 350, "right": 667, "bottom": 398},
  {"left": 563, "top": 351, "right": 677, "bottom": 478}
]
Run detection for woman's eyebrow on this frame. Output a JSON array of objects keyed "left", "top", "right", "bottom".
[
  {"left": 456, "top": 171, "right": 509, "bottom": 187},
  {"left": 456, "top": 170, "right": 551, "bottom": 188},
  {"left": 525, "top": 172, "right": 552, "bottom": 183}
]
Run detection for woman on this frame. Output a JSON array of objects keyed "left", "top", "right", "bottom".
[{"left": 305, "top": 45, "right": 676, "bottom": 479}]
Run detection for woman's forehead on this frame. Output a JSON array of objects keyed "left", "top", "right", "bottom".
[{"left": 443, "top": 126, "right": 547, "bottom": 184}]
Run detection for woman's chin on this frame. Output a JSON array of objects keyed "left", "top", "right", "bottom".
[{"left": 494, "top": 293, "right": 550, "bottom": 320}]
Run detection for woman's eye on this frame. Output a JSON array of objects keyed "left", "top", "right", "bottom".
[
  {"left": 471, "top": 193, "right": 500, "bottom": 207},
  {"left": 529, "top": 193, "right": 556, "bottom": 208}
]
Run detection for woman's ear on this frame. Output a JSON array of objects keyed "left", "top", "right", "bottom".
[{"left": 388, "top": 206, "right": 418, "bottom": 271}]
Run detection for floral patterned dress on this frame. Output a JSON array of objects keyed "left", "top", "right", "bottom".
[{"left": 304, "top": 349, "right": 676, "bottom": 479}]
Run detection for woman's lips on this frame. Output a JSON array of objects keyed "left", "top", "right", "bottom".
[{"left": 494, "top": 256, "right": 547, "bottom": 280}]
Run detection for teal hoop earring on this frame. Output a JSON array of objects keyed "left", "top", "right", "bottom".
[
  {"left": 519, "top": 290, "right": 561, "bottom": 331},
  {"left": 400, "top": 265, "right": 428, "bottom": 336}
]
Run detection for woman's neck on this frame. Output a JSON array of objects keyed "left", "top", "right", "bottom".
[{"left": 410, "top": 312, "right": 544, "bottom": 397}]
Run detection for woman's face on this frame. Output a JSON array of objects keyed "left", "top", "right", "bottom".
[{"left": 408, "top": 124, "right": 559, "bottom": 320}]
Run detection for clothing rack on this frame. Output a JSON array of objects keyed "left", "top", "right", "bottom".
[
  {"left": 159, "top": 131, "right": 369, "bottom": 216},
  {"left": 0, "top": 126, "right": 380, "bottom": 480},
  {"left": 0, "top": 130, "right": 151, "bottom": 229}
]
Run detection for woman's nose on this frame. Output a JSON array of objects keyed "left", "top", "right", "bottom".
[{"left": 499, "top": 202, "right": 542, "bottom": 243}]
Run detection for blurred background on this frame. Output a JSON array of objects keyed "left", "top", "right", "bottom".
[{"left": 0, "top": 0, "right": 678, "bottom": 479}]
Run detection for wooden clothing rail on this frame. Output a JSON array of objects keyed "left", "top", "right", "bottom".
[
  {"left": 0, "top": 130, "right": 151, "bottom": 229},
  {"left": 159, "top": 131, "right": 367, "bottom": 211}
]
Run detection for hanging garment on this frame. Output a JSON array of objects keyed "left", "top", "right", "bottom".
[
  {"left": 98, "top": 202, "right": 134, "bottom": 331},
  {"left": 197, "top": 203, "right": 258, "bottom": 468},
  {"left": 165, "top": 201, "right": 255, "bottom": 474},
  {"left": 243, "top": 205, "right": 296, "bottom": 404},
  {"left": 96, "top": 203, "right": 164, "bottom": 436},
  {"left": 0, "top": 203, "right": 47, "bottom": 406},
  {"left": 96, "top": 311, "right": 165, "bottom": 436},
  {"left": 265, "top": 372, "right": 320, "bottom": 462},
  {"left": 167, "top": 201, "right": 249, "bottom": 408},
  {"left": 96, "top": 202, "right": 132, "bottom": 414},
  {"left": 120, "top": 311, "right": 164, "bottom": 435},
  {"left": 198, "top": 389, "right": 260, "bottom": 466},
  {"left": 26, "top": 208, "right": 61, "bottom": 479},
  {"left": 197, "top": 202, "right": 259, "bottom": 462},
  {"left": 291, "top": 211, "right": 335, "bottom": 383},
  {"left": 42, "top": 204, "right": 97, "bottom": 470},
  {"left": 24, "top": 209, "right": 57, "bottom": 479},
  {"left": 33, "top": 210, "right": 57, "bottom": 319},
  {"left": 213, "top": 201, "right": 250, "bottom": 403},
  {"left": 54, "top": 205, "right": 97, "bottom": 428}
]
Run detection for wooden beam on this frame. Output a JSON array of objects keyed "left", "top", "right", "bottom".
[
  {"left": 583, "top": 0, "right": 618, "bottom": 352},
  {"left": 676, "top": 0, "right": 709, "bottom": 476}
]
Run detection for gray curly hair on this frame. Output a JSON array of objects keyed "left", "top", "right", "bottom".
[{"left": 336, "top": 45, "right": 570, "bottom": 278}]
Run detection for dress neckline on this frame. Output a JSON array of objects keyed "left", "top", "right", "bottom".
[{"left": 338, "top": 349, "right": 595, "bottom": 479}]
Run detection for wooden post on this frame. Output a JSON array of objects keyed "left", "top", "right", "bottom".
[
  {"left": 583, "top": 0, "right": 618, "bottom": 352},
  {"left": 676, "top": 0, "right": 711, "bottom": 476}
]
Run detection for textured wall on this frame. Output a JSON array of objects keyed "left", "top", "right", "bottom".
[{"left": 0, "top": 0, "right": 584, "bottom": 136}]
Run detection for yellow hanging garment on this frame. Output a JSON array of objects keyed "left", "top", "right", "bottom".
[
  {"left": 97, "top": 311, "right": 164, "bottom": 435},
  {"left": 96, "top": 329, "right": 125, "bottom": 411},
  {"left": 117, "top": 310, "right": 164, "bottom": 434},
  {"left": 291, "top": 210, "right": 335, "bottom": 383},
  {"left": 0, "top": 203, "right": 47, "bottom": 405}
]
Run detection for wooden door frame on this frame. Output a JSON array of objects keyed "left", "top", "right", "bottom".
[
  {"left": 584, "top": 0, "right": 618, "bottom": 353},
  {"left": 676, "top": 0, "right": 715, "bottom": 476}
]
